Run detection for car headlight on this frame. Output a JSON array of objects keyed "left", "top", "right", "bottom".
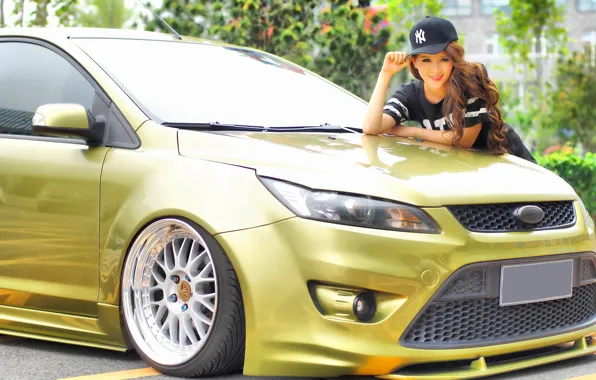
[
  {"left": 579, "top": 198, "right": 595, "bottom": 232},
  {"left": 259, "top": 177, "right": 440, "bottom": 233}
]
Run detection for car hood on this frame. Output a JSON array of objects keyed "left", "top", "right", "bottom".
[{"left": 177, "top": 130, "right": 577, "bottom": 207}]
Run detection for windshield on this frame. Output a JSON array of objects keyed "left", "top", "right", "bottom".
[{"left": 75, "top": 39, "right": 368, "bottom": 128}]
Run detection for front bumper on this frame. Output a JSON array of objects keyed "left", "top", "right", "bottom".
[{"left": 215, "top": 203, "right": 596, "bottom": 378}]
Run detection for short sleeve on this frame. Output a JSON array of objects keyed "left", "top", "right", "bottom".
[
  {"left": 464, "top": 97, "right": 490, "bottom": 127},
  {"left": 383, "top": 85, "right": 413, "bottom": 125}
]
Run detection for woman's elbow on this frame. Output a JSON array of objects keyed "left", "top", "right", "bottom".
[
  {"left": 456, "top": 135, "right": 476, "bottom": 149},
  {"left": 459, "top": 125, "right": 482, "bottom": 149},
  {"left": 361, "top": 124, "right": 379, "bottom": 135}
]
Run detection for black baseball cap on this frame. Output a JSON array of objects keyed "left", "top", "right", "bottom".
[{"left": 406, "top": 16, "right": 459, "bottom": 59}]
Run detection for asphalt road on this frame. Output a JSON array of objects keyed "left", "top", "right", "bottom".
[{"left": 2, "top": 336, "right": 596, "bottom": 380}]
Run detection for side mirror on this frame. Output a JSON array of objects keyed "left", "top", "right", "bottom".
[{"left": 32, "top": 103, "right": 105, "bottom": 145}]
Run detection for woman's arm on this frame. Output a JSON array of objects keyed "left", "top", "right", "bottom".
[
  {"left": 391, "top": 123, "right": 482, "bottom": 148},
  {"left": 362, "top": 73, "right": 399, "bottom": 135},
  {"left": 362, "top": 52, "right": 411, "bottom": 135}
]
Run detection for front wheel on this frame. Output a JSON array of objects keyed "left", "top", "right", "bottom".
[{"left": 121, "top": 218, "right": 245, "bottom": 377}]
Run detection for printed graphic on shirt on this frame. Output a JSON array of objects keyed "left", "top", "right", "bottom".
[{"left": 383, "top": 80, "right": 490, "bottom": 131}]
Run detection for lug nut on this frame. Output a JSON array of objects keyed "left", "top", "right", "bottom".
[
  {"left": 171, "top": 275, "right": 180, "bottom": 284},
  {"left": 181, "top": 304, "right": 188, "bottom": 312},
  {"left": 169, "top": 294, "right": 178, "bottom": 302}
]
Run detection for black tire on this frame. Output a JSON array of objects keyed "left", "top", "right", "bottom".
[{"left": 120, "top": 219, "right": 246, "bottom": 377}]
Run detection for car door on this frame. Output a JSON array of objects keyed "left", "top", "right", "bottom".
[{"left": 0, "top": 39, "right": 110, "bottom": 317}]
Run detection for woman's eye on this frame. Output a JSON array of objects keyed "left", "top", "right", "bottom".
[
  {"left": 422, "top": 59, "right": 431, "bottom": 63},
  {"left": 441, "top": 58, "right": 450, "bottom": 62}
]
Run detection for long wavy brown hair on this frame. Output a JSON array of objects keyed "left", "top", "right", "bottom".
[{"left": 408, "top": 41, "right": 507, "bottom": 154}]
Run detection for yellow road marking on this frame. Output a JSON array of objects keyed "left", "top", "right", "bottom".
[
  {"left": 569, "top": 375, "right": 596, "bottom": 380},
  {"left": 58, "top": 368, "right": 161, "bottom": 380}
]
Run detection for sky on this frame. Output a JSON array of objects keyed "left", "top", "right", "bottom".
[{"left": 2, "top": 0, "right": 164, "bottom": 28}]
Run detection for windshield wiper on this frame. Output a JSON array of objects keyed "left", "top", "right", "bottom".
[
  {"left": 165, "top": 122, "right": 362, "bottom": 133},
  {"left": 165, "top": 122, "right": 267, "bottom": 131},
  {"left": 273, "top": 123, "right": 361, "bottom": 134}
]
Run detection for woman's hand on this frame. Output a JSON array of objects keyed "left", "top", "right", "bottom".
[{"left": 381, "top": 52, "right": 411, "bottom": 76}]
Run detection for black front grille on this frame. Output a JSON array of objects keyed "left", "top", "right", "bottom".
[
  {"left": 442, "top": 269, "right": 486, "bottom": 299},
  {"left": 448, "top": 201, "right": 576, "bottom": 232},
  {"left": 402, "top": 254, "right": 596, "bottom": 349},
  {"left": 403, "top": 284, "right": 596, "bottom": 348}
]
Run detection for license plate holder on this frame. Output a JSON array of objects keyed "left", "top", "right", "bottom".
[{"left": 500, "top": 259, "right": 573, "bottom": 306}]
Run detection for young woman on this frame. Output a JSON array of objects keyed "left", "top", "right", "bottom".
[{"left": 362, "top": 16, "right": 535, "bottom": 162}]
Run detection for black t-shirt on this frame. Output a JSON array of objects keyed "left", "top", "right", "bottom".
[
  {"left": 383, "top": 79, "right": 537, "bottom": 163},
  {"left": 383, "top": 79, "right": 491, "bottom": 148}
]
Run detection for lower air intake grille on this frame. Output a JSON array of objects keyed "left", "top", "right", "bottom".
[{"left": 403, "top": 283, "right": 596, "bottom": 348}]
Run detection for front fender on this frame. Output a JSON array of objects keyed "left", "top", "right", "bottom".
[{"left": 97, "top": 126, "right": 293, "bottom": 305}]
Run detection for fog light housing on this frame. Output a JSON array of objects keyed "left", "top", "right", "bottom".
[
  {"left": 312, "top": 284, "right": 378, "bottom": 322},
  {"left": 353, "top": 292, "right": 376, "bottom": 322}
]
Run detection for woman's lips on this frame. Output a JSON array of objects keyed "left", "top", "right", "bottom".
[{"left": 429, "top": 75, "right": 444, "bottom": 81}]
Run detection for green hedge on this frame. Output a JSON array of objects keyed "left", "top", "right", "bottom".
[{"left": 537, "top": 151, "right": 595, "bottom": 220}]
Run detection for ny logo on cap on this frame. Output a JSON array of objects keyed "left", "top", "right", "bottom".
[{"left": 415, "top": 29, "right": 426, "bottom": 44}]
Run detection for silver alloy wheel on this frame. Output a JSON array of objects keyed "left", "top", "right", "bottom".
[{"left": 122, "top": 219, "right": 218, "bottom": 366}]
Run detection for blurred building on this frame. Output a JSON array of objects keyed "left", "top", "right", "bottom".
[{"left": 444, "top": 0, "right": 596, "bottom": 87}]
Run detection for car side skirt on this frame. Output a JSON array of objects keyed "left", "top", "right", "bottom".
[{"left": 0, "top": 303, "right": 128, "bottom": 351}]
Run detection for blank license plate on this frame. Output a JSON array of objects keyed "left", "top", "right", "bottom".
[{"left": 500, "top": 260, "right": 573, "bottom": 306}]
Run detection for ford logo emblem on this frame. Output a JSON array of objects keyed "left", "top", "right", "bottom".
[{"left": 513, "top": 205, "right": 545, "bottom": 224}]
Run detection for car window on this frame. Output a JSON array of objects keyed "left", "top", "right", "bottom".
[
  {"left": 0, "top": 42, "right": 96, "bottom": 136},
  {"left": 75, "top": 39, "right": 367, "bottom": 128}
]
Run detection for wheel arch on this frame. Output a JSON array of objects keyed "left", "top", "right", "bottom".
[{"left": 117, "top": 215, "right": 247, "bottom": 375}]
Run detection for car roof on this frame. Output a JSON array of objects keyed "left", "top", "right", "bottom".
[{"left": 0, "top": 27, "right": 230, "bottom": 46}]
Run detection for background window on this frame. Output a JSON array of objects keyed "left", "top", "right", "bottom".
[
  {"left": 532, "top": 36, "right": 550, "bottom": 55},
  {"left": 578, "top": 0, "right": 596, "bottom": 11},
  {"left": 583, "top": 30, "right": 596, "bottom": 60},
  {"left": 583, "top": 30, "right": 596, "bottom": 45},
  {"left": 486, "top": 33, "right": 502, "bottom": 55},
  {"left": 442, "top": 0, "right": 472, "bottom": 16},
  {"left": 0, "top": 42, "right": 95, "bottom": 135},
  {"left": 480, "top": 0, "right": 510, "bottom": 15}
]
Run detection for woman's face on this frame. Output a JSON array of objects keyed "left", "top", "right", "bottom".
[{"left": 413, "top": 51, "right": 454, "bottom": 91}]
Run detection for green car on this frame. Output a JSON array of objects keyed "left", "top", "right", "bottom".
[{"left": 0, "top": 27, "right": 595, "bottom": 380}]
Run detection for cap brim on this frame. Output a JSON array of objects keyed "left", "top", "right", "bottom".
[{"left": 406, "top": 41, "right": 450, "bottom": 59}]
